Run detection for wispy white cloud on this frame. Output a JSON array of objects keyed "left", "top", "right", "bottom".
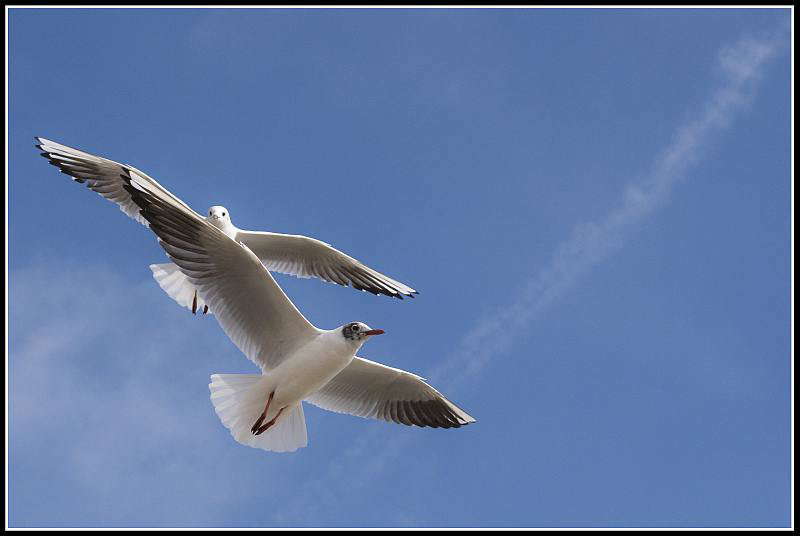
[
  {"left": 426, "top": 32, "right": 784, "bottom": 395},
  {"left": 8, "top": 261, "right": 265, "bottom": 526},
  {"left": 276, "top": 30, "right": 786, "bottom": 523}
]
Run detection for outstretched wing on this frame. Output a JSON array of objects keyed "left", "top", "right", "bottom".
[
  {"left": 237, "top": 231, "right": 418, "bottom": 299},
  {"left": 304, "top": 356, "right": 475, "bottom": 428},
  {"left": 122, "top": 174, "right": 319, "bottom": 371},
  {"left": 36, "top": 138, "right": 420, "bottom": 301},
  {"left": 35, "top": 137, "right": 200, "bottom": 226}
]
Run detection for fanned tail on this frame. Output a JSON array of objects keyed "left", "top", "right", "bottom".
[
  {"left": 209, "top": 374, "right": 308, "bottom": 453},
  {"left": 150, "top": 262, "right": 210, "bottom": 314}
]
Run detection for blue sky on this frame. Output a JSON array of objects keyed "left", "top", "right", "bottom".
[{"left": 7, "top": 7, "right": 792, "bottom": 528}]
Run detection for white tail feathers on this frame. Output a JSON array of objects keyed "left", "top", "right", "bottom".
[
  {"left": 209, "top": 374, "right": 308, "bottom": 453},
  {"left": 150, "top": 262, "right": 210, "bottom": 314}
]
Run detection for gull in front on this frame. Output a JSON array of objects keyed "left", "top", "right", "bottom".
[{"left": 122, "top": 170, "right": 475, "bottom": 452}]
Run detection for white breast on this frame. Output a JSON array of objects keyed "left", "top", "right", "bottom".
[
  {"left": 205, "top": 216, "right": 238, "bottom": 239},
  {"left": 268, "top": 330, "right": 355, "bottom": 407}
]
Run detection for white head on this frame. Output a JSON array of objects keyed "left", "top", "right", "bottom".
[
  {"left": 341, "top": 322, "right": 385, "bottom": 346},
  {"left": 206, "top": 206, "right": 235, "bottom": 234}
]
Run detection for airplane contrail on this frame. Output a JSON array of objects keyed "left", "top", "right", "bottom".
[{"left": 276, "top": 29, "right": 786, "bottom": 524}]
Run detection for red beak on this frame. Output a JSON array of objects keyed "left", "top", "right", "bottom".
[{"left": 363, "top": 329, "right": 385, "bottom": 336}]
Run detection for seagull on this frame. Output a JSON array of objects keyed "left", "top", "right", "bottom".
[
  {"left": 35, "top": 138, "right": 418, "bottom": 314},
  {"left": 118, "top": 168, "right": 475, "bottom": 452}
]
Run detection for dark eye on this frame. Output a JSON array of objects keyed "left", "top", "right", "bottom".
[
  {"left": 222, "top": 212, "right": 226, "bottom": 217},
  {"left": 352, "top": 324, "right": 360, "bottom": 331}
]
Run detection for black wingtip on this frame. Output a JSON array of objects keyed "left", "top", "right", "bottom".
[{"left": 120, "top": 179, "right": 140, "bottom": 202}]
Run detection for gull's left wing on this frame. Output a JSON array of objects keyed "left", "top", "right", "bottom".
[
  {"left": 236, "top": 231, "right": 418, "bottom": 300},
  {"left": 304, "top": 356, "right": 475, "bottom": 428},
  {"left": 122, "top": 174, "right": 320, "bottom": 372}
]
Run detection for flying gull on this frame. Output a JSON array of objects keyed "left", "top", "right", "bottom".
[
  {"left": 120, "top": 170, "right": 475, "bottom": 452},
  {"left": 35, "top": 138, "right": 418, "bottom": 314}
]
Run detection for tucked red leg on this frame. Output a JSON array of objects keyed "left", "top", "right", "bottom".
[
  {"left": 254, "top": 407, "right": 285, "bottom": 436},
  {"left": 251, "top": 391, "right": 274, "bottom": 434}
]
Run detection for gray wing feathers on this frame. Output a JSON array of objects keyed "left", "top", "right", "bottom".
[
  {"left": 237, "top": 231, "right": 418, "bottom": 300},
  {"left": 122, "top": 173, "right": 318, "bottom": 371},
  {"left": 35, "top": 137, "right": 199, "bottom": 226},
  {"left": 304, "top": 357, "right": 475, "bottom": 428}
]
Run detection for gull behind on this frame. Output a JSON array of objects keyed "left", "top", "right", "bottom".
[{"left": 35, "top": 137, "right": 419, "bottom": 308}]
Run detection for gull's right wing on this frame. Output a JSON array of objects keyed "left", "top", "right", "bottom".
[{"left": 35, "top": 137, "right": 201, "bottom": 226}]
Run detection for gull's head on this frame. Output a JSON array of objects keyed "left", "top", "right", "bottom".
[
  {"left": 341, "top": 322, "right": 384, "bottom": 344},
  {"left": 206, "top": 206, "right": 234, "bottom": 231}
]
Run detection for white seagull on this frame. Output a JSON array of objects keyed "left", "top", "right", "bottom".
[
  {"left": 118, "top": 168, "right": 475, "bottom": 452},
  {"left": 35, "top": 138, "right": 418, "bottom": 315}
]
